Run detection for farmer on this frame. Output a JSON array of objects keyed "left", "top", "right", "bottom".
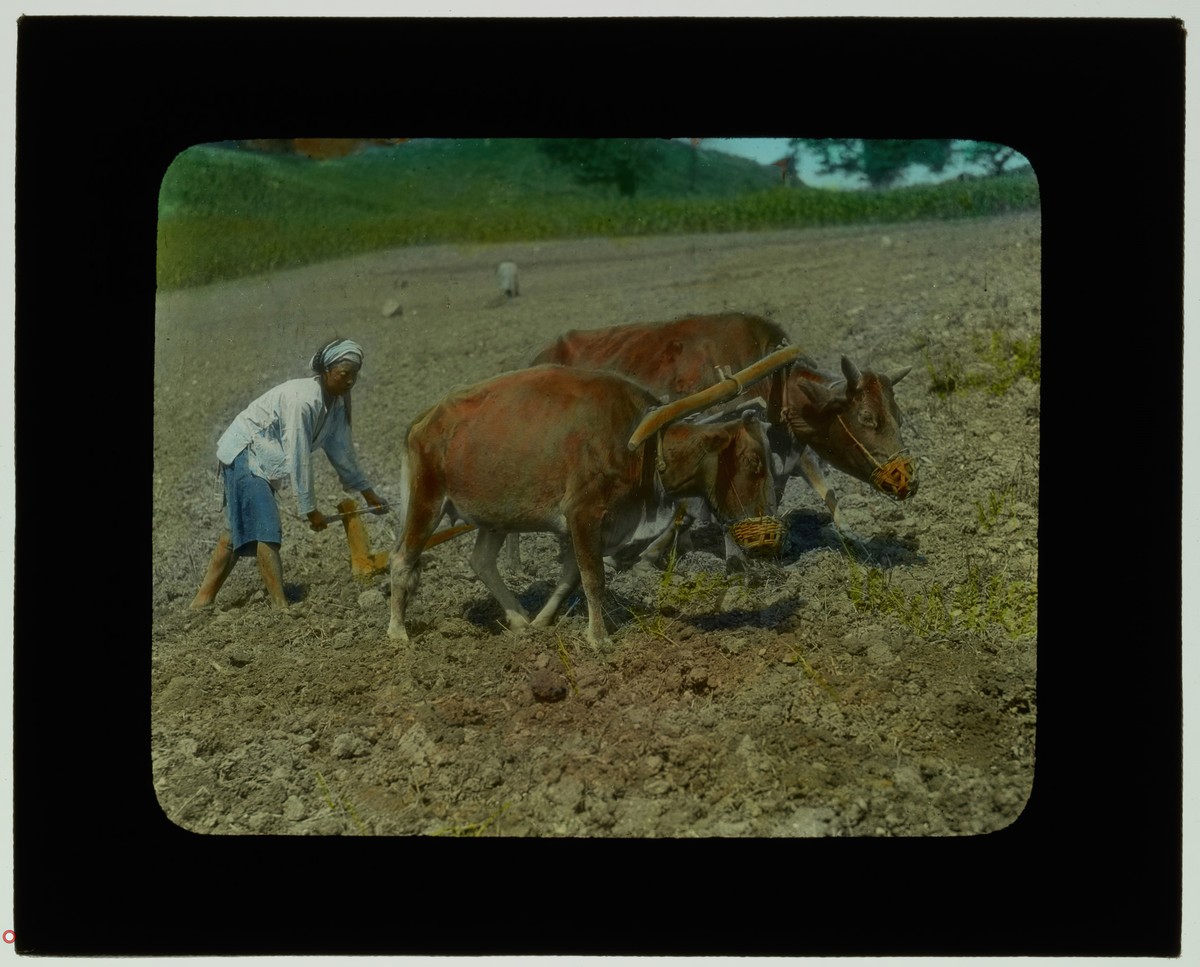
[{"left": 189, "top": 337, "right": 388, "bottom": 611}]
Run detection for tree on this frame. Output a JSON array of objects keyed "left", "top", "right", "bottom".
[
  {"left": 789, "top": 138, "right": 954, "bottom": 188},
  {"left": 956, "top": 141, "right": 1026, "bottom": 177},
  {"left": 537, "top": 138, "right": 662, "bottom": 197},
  {"left": 688, "top": 137, "right": 703, "bottom": 191}
]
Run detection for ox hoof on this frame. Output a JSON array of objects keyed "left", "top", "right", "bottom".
[
  {"left": 585, "top": 633, "right": 614, "bottom": 652},
  {"left": 629, "top": 559, "right": 663, "bottom": 580},
  {"left": 387, "top": 620, "right": 409, "bottom": 642},
  {"left": 505, "top": 612, "right": 532, "bottom": 633}
]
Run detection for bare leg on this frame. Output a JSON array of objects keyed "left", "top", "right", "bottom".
[
  {"left": 190, "top": 531, "right": 237, "bottom": 609},
  {"left": 256, "top": 541, "right": 289, "bottom": 609}
]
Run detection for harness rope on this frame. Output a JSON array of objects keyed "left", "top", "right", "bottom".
[
  {"left": 836, "top": 414, "right": 886, "bottom": 472},
  {"left": 835, "top": 414, "right": 914, "bottom": 498}
]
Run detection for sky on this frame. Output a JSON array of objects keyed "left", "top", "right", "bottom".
[{"left": 696, "top": 137, "right": 1027, "bottom": 188}]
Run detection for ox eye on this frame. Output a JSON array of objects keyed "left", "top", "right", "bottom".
[{"left": 860, "top": 411, "right": 877, "bottom": 429}]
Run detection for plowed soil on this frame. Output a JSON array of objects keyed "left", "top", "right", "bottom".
[{"left": 152, "top": 211, "right": 1040, "bottom": 838}]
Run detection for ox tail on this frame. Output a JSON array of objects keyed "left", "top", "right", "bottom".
[
  {"left": 396, "top": 451, "right": 412, "bottom": 533},
  {"left": 387, "top": 450, "right": 413, "bottom": 556},
  {"left": 395, "top": 449, "right": 476, "bottom": 551}
]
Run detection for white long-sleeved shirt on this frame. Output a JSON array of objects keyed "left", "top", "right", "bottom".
[{"left": 215, "top": 377, "right": 373, "bottom": 516}]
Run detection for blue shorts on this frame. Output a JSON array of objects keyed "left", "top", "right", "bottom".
[{"left": 222, "top": 449, "right": 283, "bottom": 556}]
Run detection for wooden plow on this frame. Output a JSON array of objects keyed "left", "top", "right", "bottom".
[{"left": 335, "top": 498, "right": 473, "bottom": 580}]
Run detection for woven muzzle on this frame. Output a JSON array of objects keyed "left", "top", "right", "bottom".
[
  {"left": 730, "top": 515, "right": 785, "bottom": 555},
  {"left": 871, "top": 455, "right": 917, "bottom": 500},
  {"left": 836, "top": 415, "right": 917, "bottom": 501}
]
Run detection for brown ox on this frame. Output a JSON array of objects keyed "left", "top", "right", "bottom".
[
  {"left": 529, "top": 312, "right": 915, "bottom": 561},
  {"left": 387, "top": 365, "right": 776, "bottom": 646}
]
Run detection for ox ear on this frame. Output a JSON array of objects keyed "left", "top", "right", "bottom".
[
  {"left": 700, "top": 423, "right": 738, "bottom": 452},
  {"left": 889, "top": 365, "right": 912, "bottom": 386},
  {"left": 841, "top": 356, "right": 863, "bottom": 391},
  {"left": 792, "top": 376, "right": 844, "bottom": 412},
  {"left": 784, "top": 378, "right": 846, "bottom": 438}
]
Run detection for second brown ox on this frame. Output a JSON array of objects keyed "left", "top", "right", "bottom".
[
  {"left": 529, "top": 312, "right": 917, "bottom": 564},
  {"left": 387, "top": 364, "right": 777, "bottom": 646}
]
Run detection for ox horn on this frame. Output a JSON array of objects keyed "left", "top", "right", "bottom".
[
  {"left": 845, "top": 356, "right": 911, "bottom": 387},
  {"left": 841, "top": 356, "right": 862, "bottom": 390},
  {"left": 628, "top": 345, "right": 804, "bottom": 450}
]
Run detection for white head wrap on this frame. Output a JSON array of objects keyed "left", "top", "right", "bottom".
[{"left": 312, "top": 338, "right": 364, "bottom": 373}]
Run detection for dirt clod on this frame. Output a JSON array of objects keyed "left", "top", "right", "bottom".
[{"left": 530, "top": 669, "right": 569, "bottom": 703}]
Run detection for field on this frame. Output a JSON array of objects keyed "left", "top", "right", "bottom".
[{"left": 151, "top": 211, "right": 1040, "bottom": 837}]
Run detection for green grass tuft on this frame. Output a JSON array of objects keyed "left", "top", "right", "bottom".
[
  {"left": 924, "top": 329, "right": 1040, "bottom": 399},
  {"left": 555, "top": 633, "right": 580, "bottom": 696},
  {"left": 976, "top": 485, "right": 1016, "bottom": 532},
  {"left": 847, "top": 555, "right": 1036, "bottom": 639},
  {"left": 976, "top": 330, "right": 1041, "bottom": 394}
]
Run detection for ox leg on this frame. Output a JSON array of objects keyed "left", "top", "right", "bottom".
[
  {"left": 568, "top": 517, "right": 611, "bottom": 648},
  {"left": 504, "top": 533, "right": 522, "bottom": 575},
  {"left": 723, "top": 532, "right": 751, "bottom": 575},
  {"left": 530, "top": 538, "right": 581, "bottom": 629},
  {"left": 796, "top": 449, "right": 865, "bottom": 548},
  {"left": 469, "top": 528, "right": 531, "bottom": 632},
  {"left": 636, "top": 505, "right": 695, "bottom": 571},
  {"left": 797, "top": 448, "right": 846, "bottom": 530},
  {"left": 388, "top": 500, "right": 443, "bottom": 642},
  {"left": 388, "top": 554, "right": 420, "bottom": 642}
]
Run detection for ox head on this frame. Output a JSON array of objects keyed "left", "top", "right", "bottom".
[
  {"left": 664, "top": 410, "right": 777, "bottom": 525},
  {"left": 783, "top": 356, "right": 917, "bottom": 500},
  {"left": 713, "top": 410, "right": 777, "bottom": 523}
]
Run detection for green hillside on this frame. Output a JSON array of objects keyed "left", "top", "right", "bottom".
[
  {"left": 159, "top": 138, "right": 778, "bottom": 218},
  {"left": 156, "top": 138, "right": 1039, "bottom": 289}
]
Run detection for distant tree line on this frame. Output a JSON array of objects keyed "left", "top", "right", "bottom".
[
  {"left": 236, "top": 137, "right": 1027, "bottom": 193},
  {"left": 534, "top": 138, "right": 1028, "bottom": 196},
  {"left": 536, "top": 138, "right": 667, "bottom": 197},
  {"left": 786, "top": 139, "right": 1028, "bottom": 188}
]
